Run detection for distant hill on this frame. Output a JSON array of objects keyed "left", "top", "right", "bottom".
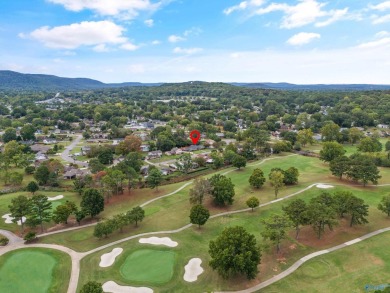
[
  {"left": 230, "top": 82, "right": 390, "bottom": 91},
  {"left": 0, "top": 71, "right": 161, "bottom": 91},
  {"left": 1, "top": 70, "right": 389, "bottom": 92}
]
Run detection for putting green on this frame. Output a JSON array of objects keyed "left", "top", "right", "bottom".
[
  {"left": 120, "top": 249, "right": 176, "bottom": 284},
  {"left": 0, "top": 249, "right": 70, "bottom": 293}
]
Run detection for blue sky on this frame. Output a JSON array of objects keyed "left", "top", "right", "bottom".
[{"left": 1, "top": 0, "right": 390, "bottom": 83}]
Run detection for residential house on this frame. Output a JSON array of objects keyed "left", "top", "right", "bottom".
[
  {"left": 43, "top": 138, "right": 57, "bottom": 144},
  {"left": 140, "top": 144, "right": 150, "bottom": 152},
  {"left": 147, "top": 150, "right": 162, "bottom": 159}
]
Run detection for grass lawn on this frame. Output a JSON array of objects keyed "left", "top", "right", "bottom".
[
  {"left": 120, "top": 249, "right": 176, "bottom": 284},
  {"left": 0, "top": 248, "right": 71, "bottom": 293},
  {"left": 0, "top": 191, "right": 80, "bottom": 232},
  {"left": 261, "top": 231, "right": 390, "bottom": 293}
]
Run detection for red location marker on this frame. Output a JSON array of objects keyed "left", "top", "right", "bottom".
[{"left": 190, "top": 130, "right": 201, "bottom": 145}]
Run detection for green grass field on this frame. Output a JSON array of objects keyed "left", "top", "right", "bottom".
[
  {"left": 120, "top": 249, "right": 176, "bottom": 284},
  {"left": 0, "top": 248, "right": 71, "bottom": 293},
  {"left": 261, "top": 231, "right": 390, "bottom": 293}
]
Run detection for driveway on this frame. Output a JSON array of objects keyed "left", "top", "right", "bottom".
[{"left": 61, "top": 135, "right": 89, "bottom": 168}]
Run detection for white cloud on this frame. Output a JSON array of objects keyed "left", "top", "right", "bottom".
[
  {"left": 151, "top": 40, "right": 161, "bottom": 45},
  {"left": 372, "top": 13, "right": 390, "bottom": 24},
  {"left": 253, "top": 0, "right": 348, "bottom": 29},
  {"left": 375, "top": 31, "right": 390, "bottom": 38},
  {"left": 168, "top": 35, "right": 185, "bottom": 43},
  {"left": 357, "top": 37, "right": 390, "bottom": 49},
  {"left": 48, "top": 0, "right": 161, "bottom": 19},
  {"left": 224, "top": 0, "right": 265, "bottom": 15},
  {"left": 184, "top": 27, "right": 202, "bottom": 37},
  {"left": 173, "top": 47, "right": 203, "bottom": 54},
  {"left": 370, "top": 1, "right": 390, "bottom": 11},
  {"left": 29, "top": 21, "right": 127, "bottom": 49},
  {"left": 93, "top": 44, "right": 109, "bottom": 52},
  {"left": 287, "top": 32, "right": 320, "bottom": 46},
  {"left": 120, "top": 42, "right": 139, "bottom": 51},
  {"left": 144, "top": 19, "right": 154, "bottom": 27}
]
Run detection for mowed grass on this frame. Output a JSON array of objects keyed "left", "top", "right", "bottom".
[
  {"left": 39, "top": 154, "right": 390, "bottom": 252},
  {"left": 0, "top": 191, "right": 80, "bottom": 232},
  {"left": 0, "top": 248, "right": 71, "bottom": 293},
  {"left": 261, "top": 231, "right": 390, "bottom": 293},
  {"left": 120, "top": 249, "right": 176, "bottom": 284},
  {"left": 78, "top": 184, "right": 390, "bottom": 292}
]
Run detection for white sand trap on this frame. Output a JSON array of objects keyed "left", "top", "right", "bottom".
[
  {"left": 102, "top": 281, "right": 153, "bottom": 293},
  {"left": 139, "top": 237, "right": 178, "bottom": 247},
  {"left": 2, "top": 214, "right": 26, "bottom": 225},
  {"left": 100, "top": 248, "right": 123, "bottom": 267},
  {"left": 316, "top": 184, "right": 334, "bottom": 189},
  {"left": 48, "top": 195, "right": 64, "bottom": 201},
  {"left": 184, "top": 258, "right": 204, "bottom": 282}
]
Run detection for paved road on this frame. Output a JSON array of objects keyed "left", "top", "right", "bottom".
[
  {"left": 0, "top": 229, "right": 23, "bottom": 245},
  {"left": 61, "top": 135, "right": 88, "bottom": 167}
]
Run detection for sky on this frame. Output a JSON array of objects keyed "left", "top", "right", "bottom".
[{"left": 1, "top": 0, "right": 390, "bottom": 84}]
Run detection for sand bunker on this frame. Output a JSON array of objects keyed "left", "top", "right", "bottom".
[
  {"left": 100, "top": 248, "right": 123, "bottom": 268},
  {"left": 102, "top": 281, "right": 153, "bottom": 293},
  {"left": 47, "top": 195, "right": 64, "bottom": 201},
  {"left": 183, "top": 258, "right": 204, "bottom": 282},
  {"left": 139, "top": 237, "right": 178, "bottom": 247},
  {"left": 316, "top": 184, "right": 334, "bottom": 189},
  {"left": 2, "top": 214, "right": 26, "bottom": 225}
]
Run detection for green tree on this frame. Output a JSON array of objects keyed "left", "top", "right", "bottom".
[
  {"left": 2, "top": 127, "right": 17, "bottom": 143},
  {"left": 34, "top": 165, "right": 50, "bottom": 185},
  {"left": 319, "top": 141, "right": 346, "bottom": 163},
  {"left": 246, "top": 197, "right": 260, "bottom": 211},
  {"left": 209, "top": 174, "right": 235, "bottom": 206},
  {"left": 210, "top": 151, "right": 224, "bottom": 169},
  {"left": 189, "top": 177, "right": 211, "bottom": 205},
  {"left": 346, "top": 196, "right": 369, "bottom": 227},
  {"left": 189, "top": 204, "right": 210, "bottom": 228},
  {"left": 20, "top": 124, "right": 36, "bottom": 141},
  {"left": 333, "top": 191, "right": 353, "bottom": 218},
  {"left": 147, "top": 168, "right": 163, "bottom": 191},
  {"left": 306, "top": 197, "right": 338, "bottom": 239},
  {"left": 26, "top": 181, "right": 39, "bottom": 195},
  {"left": 347, "top": 154, "right": 381, "bottom": 186},
  {"left": 93, "top": 221, "right": 115, "bottom": 239},
  {"left": 378, "top": 195, "right": 390, "bottom": 217},
  {"left": 269, "top": 170, "right": 285, "bottom": 198},
  {"left": 127, "top": 206, "right": 145, "bottom": 227},
  {"left": 28, "top": 194, "right": 52, "bottom": 233},
  {"left": 52, "top": 204, "right": 73, "bottom": 224},
  {"left": 357, "top": 137, "right": 382, "bottom": 152},
  {"left": 261, "top": 214, "right": 291, "bottom": 253},
  {"left": 283, "top": 167, "right": 299, "bottom": 185},
  {"left": 282, "top": 199, "right": 308, "bottom": 239},
  {"left": 297, "top": 129, "right": 314, "bottom": 147},
  {"left": 89, "top": 158, "right": 105, "bottom": 174},
  {"left": 81, "top": 189, "right": 105, "bottom": 218},
  {"left": 249, "top": 168, "right": 266, "bottom": 189},
  {"left": 115, "top": 135, "right": 142, "bottom": 155},
  {"left": 98, "top": 148, "right": 114, "bottom": 165},
  {"left": 176, "top": 153, "right": 193, "bottom": 174},
  {"left": 209, "top": 226, "right": 261, "bottom": 280},
  {"left": 9, "top": 172, "right": 23, "bottom": 186},
  {"left": 9, "top": 195, "right": 31, "bottom": 234},
  {"left": 80, "top": 281, "right": 103, "bottom": 293},
  {"left": 349, "top": 127, "right": 363, "bottom": 145},
  {"left": 329, "top": 156, "right": 351, "bottom": 179},
  {"left": 320, "top": 122, "right": 340, "bottom": 142},
  {"left": 232, "top": 154, "right": 247, "bottom": 170},
  {"left": 112, "top": 213, "right": 129, "bottom": 232}
]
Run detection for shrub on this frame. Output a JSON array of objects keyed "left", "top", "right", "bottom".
[
  {"left": 0, "top": 236, "right": 9, "bottom": 246},
  {"left": 24, "top": 231, "right": 37, "bottom": 243}
]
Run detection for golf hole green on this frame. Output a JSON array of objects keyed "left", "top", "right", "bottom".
[
  {"left": 0, "top": 250, "right": 57, "bottom": 293},
  {"left": 120, "top": 249, "right": 176, "bottom": 284}
]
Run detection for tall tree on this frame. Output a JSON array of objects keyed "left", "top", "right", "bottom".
[
  {"left": 297, "top": 129, "right": 314, "bottom": 147},
  {"left": 319, "top": 141, "right": 346, "bottom": 163},
  {"left": 209, "top": 174, "right": 235, "bottom": 206},
  {"left": 127, "top": 206, "right": 145, "bottom": 227},
  {"left": 321, "top": 122, "right": 340, "bottom": 142},
  {"left": 283, "top": 167, "right": 299, "bottom": 185},
  {"left": 2, "top": 128, "right": 17, "bottom": 143},
  {"left": 189, "top": 204, "right": 210, "bottom": 228},
  {"left": 346, "top": 196, "right": 369, "bottom": 227},
  {"left": 147, "top": 168, "right": 163, "bottom": 191},
  {"left": 282, "top": 199, "right": 308, "bottom": 239},
  {"left": 34, "top": 165, "right": 50, "bottom": 185},
  {"left": 269, "top": 170, "right": 285, "bottom": 198},
  {"left": 29, "top": 194, "right": 52, "bottom": 233},
  {"left": 9, "top": 195, "right": 31, "bottom": 234},
  {"left": 189, "top": 177, "right": 211, "bottom": 205},
  {"left": 333, "top": 191, "right": 353, "bottom": 218},
  {"left": 261, "top": 214, "right": 291, "bottom": 253},
  {"left": 232, "top": 154, "right": 247, "bottom": 170},
  {"left": 115, "top": 135, "right": 142, "bottom": 155},
  {"left": 246, "top": 197, "right": 260, "bottom": 211},
  {"left": 81, "top": 189, "right": 105, "bottom": 218},
  {"left": 378, "top": 195, "right": 390, "bottom": 217},
  {"left": 209, "top": 226, "right": 261, "bottom": 280},
  {"left": 347, "top": 154, "right": 381, "bottom": 186},
  {"left": 329, "top": 156, "right": 351, "bottom": 179},
  {"left": 357, "top": 137, "right": 382, "bottom": 153},
  {"left": 348, "top": 127, "right": 363, "bottom": 145},
  {"left": 306, "top": 197, "right": 338, "bottom": 239},
  {"left": 249, "top": 168, "right": 266, "bottom": 189},
  {"left": 26, "top": 181, "right": 39, "bottom": 195}
]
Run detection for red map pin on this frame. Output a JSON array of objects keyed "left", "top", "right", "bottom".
[{"left": 190, "top": 130, "right": 201, "bottom": 145}]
